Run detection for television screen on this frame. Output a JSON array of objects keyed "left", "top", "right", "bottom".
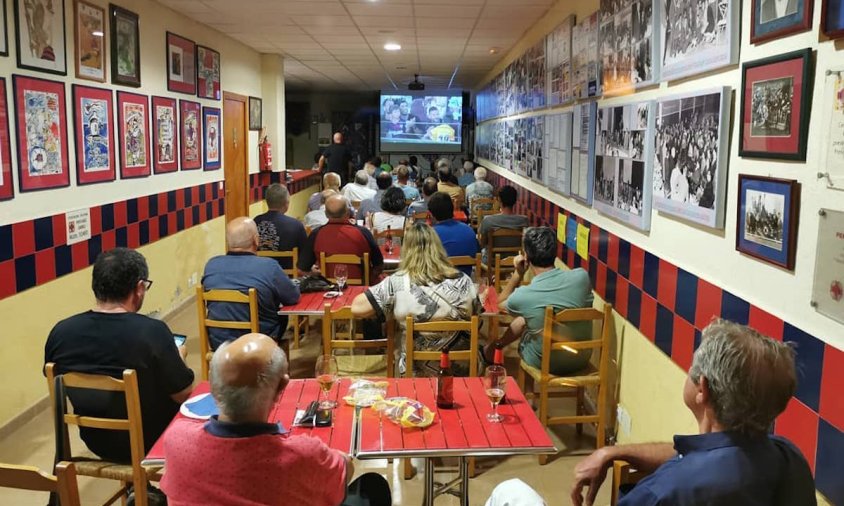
[{"left": 380, "top": 92, "right": 463, "bottom": 153}]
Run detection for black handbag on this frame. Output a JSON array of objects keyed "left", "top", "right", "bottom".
[{"left": 298, "top": 274, "right": 338, "bottom": 293}]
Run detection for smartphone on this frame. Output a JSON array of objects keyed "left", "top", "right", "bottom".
[
  {"left": 173, "top": 334, "right": 187, "bottom": 347},
  {"left": 315, "top": 408, "right": 333, "bottom": 427}
]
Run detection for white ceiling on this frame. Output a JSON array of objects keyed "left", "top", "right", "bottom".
[{"left": 158, "top": 0, "right": 556, "bottom": 92}]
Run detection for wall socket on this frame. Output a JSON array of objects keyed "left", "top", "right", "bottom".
[
  {"left": 617, "top": 405, "right": 632, "bottom": 437},
  {"left": 187, "top": 272, "right": 198, "bottom": 288}
]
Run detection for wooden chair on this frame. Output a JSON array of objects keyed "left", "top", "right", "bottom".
[
  {"left": 196, "top": 286, "right": 259, "bottom": 380},
  {"left": 322, "top": 305, "right": 394, "bottom": 377},
  {"left": 469, "top": 197, "right": 499, "bottom": 228},
  {"left": 611, "top": 460, "right": 646, "bottom": 505},
  {"left": 517, "top": 303, "right": 613, "bottom": 464},
  {"left": 448, "top": 254, "right": 483, "bottom": 283},
  {"left": 410, "top": 211, "right": 430, "bottom": 223},
  {"left": 0, "top": 462, "right": 81, "bottom": 506},
  {"left": 257, "top": 249, "right": 309, "bottom": 349},
  {"left": 45, "top": 364, "right": 162, "bottom": 506},
  {"left": 485, "top": 228, "right": 524, "bottom": 284},
  {"left": 493, "top": 254, "right": 532, "bottom": 292},
  {"left": 474, "top": 207, "right": 498, "bottom": 230},
  {"left": 320, "top": 252, "right": 370, "bottom": 286}
]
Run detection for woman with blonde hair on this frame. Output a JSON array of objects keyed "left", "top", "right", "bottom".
[{"left": 351, "top": 222, "right": 480, "bottom": 375}]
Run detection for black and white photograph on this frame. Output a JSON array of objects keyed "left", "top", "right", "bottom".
[
  {"left": 618, "top": 160, "right": 646, "bottom": 215},
  {"left": 744, "top": 189, "right": 785, "bottom": 250},
  {"left": 602, "top": 0, "right": 658, "bottom": 95},
  {"left": 571, "top": 102, "right": 597, "bottom": 203},
  {"left": 545, "top": 112, "right": 573, "bottom": 193},
  {"left": 660, "top": 0, "right": 739, "bottom": 81},
  {"left": 751, "top": 77, "right": 793, "bottom": 137},
  {"left": 759, "top": 0, "right": 798, "bottom": 23},
  {"left": 595, "top": 157, "right": 618, "bottom": 204},
  {"left": 546, "top": 16, "right": 574, "bottom": 106},
  {"left": 572, "top": 12, "right": 602, "bottom": 98}
]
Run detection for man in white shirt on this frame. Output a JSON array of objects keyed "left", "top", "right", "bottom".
[
  {"left": 342, "top": 170, "right": 377, "bottom": 203},
  {"left": 303, "top": 189, "right": 336, "bottom": 230}
]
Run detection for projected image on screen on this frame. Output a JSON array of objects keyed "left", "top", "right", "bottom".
[{"left": 380, "top": 93, "right": 463, "bottom": 153}]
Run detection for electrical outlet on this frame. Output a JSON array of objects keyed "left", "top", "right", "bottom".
[
  {"left": 188, "top": 272, "right": 198, "bottom": 288},
  {"left": 617, "top": 405, "right": 632, "bottom": 437}
]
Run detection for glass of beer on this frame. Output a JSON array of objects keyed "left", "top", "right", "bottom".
[
  {"left": 315, "top": 355, "right": 339, "bottom": 409},
  {"left": 484, "top": 364, "right": 506, "bottom": 422}
]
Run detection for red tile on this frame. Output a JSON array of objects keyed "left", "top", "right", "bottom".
[
  {"left": 128, "top": 223, "right": 140, "bottom": 249},
  {"left": 628, "top": 244, "right": 644, "bottom": 287},
  {"left": 100, "top": 230, "right": 116, "bottom": 252},
  {"left": 114, "top": 201, "right": 128, "bottom": 228},
  {"left": 819, "top": 344, "right": 844, "bottom": 432},
  {"left": 158, "top": 193, "right": 168, "bottom": 215},
  {"left": 198, "top": 204, "right": 207, "bottom": 223},
  {"left": 606, "top": 233, "right": 619, "bottom": 272},
  {"left": 589, "top": 224, "right": 599, "bottom": 258},
  {"left": 176, "top": 189, "right": 185, "bottom": 210},
  {"left": 12, "top": 221, "right": 35, "bottom": 257},
  {"left": 596, "top": 262, "right": 607, "bottom": 299},
  {"left": 191, "top": 186, "right": 200, "bottom": 204},
  {"left": 0, "top": 261, "right": 16, "bottom": 299},
  {"left": 579, "top": 255, "right": 588, "bottom": 271},
  {"left": 566, "top": 249, "right": 575, "bottom": 269},
  {"left": 35, "top": 249, "right": 56, "bottom": 285},
  {"left": 71, "top": 242, "right": 88, "bottom": 271},
  {"left": 747, "top": 306, "right": 784, "bottom": 341},
  {"left": 184, "top": 209, "right": 193, "bottom": 229},
  {"left": 168, "top": 213, "right": 177, "bottom": 235},
  {"left": 137, "top": 197, "right": 149, "bottom": 221},
  {"left": 148, "top": 219, "right": 160, "bottom": 242},
  {"left": 52, "top": 214, "right": 66, "bottom": 247},
  {"left": 694, "top": 278, "right": 722, "bottom": 330},
  {"left": 89, "top": 206, "right": 102, "bottom": 236},
  {"left": 775, "top": 398, "right": 818, "bottom": 474},
  {"left": 657, "top": 260, "right": 678, "bottom": 311},
  {"left": 615, "top": 277, "right": 629, "bottom": 318},
  {"left": 672, "top": 316, "right": 695, "bottom": 372},
  {"left": 640, "top": 294, "right": 657, "bottom": 343}
]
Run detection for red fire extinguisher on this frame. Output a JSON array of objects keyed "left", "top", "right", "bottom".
[{"left": 259, "top": 128, "right": 272, "bottom": 172}]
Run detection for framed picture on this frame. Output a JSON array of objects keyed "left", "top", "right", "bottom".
[
  {"left": 0, "top": 1, "right": 9, "bottom": 57},
  {"left": 653, "top": 87, "right": 731, "bottom": 229},
  {"left": 822, "top": 68, "right": 844, "bottom": 191},
  {"left": 203, "top": 107, "right": 221, "bottom": 170},
  {"left": 180, "top": 100, "right": 202, "bottom": 170},
  {"left": 822, "top": 0, "right": 844, "bottom": 38},
  {"left": 544, "top": 112, "right": 573, "bottom": 193},
  {"left": 72, "top": 85, "right": 115, "bottom": 185},
  {"left": 197, "top": 45, "right": 220, "bottom": 100},
  {"left": 249, "top": 96, "right": 262, "bottom": 131},
  {"left": 660, "top": 0, "right": 740, "bottom": 81},
  {"left": 571, "top": 101, "right": 597, "bottom": 204},
  {"left": 109, "top": 4, "right": 140, "bottom": 87},
  {"left": 151, "top": 96, "right": 178, "bottom": 174},
  {"left": 74, "top": 0, "right": 106, "bottom": 82},
  {"left": 752, "top": 0, "right": 812, "bottom": 43},
  {"left": 12, "top": 75, "right": 70, "bottom": 192},
  {"left": 13, "top": 0, "right": 67, "bottom": 75},
  {"left": 0, "top": 78, "right": 13, "bottom": 201},
  {"left": 166, "top": 32, "right": 196, "bottom": 95},
  {"left": 116, "top": 91, "right": 150, "bottom": 179},
  {"left": 600, "top": 0, "right": 659, "bottom": 96},
  {"left": 736, "top": 175, "right": 800, "bottom": 270},
  {"left": 546, "top": 16, "right": 574, "bottom": 106},
  {"left": 739, "top": 49, "right": 813, "bottom": 161}
]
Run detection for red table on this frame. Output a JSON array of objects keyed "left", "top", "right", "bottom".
[
  {"left": 381, "top": 243, "right": 400, "bottom": 265},
  {"left": 278, "top": 285, "right": 368, "bottom": 316}
]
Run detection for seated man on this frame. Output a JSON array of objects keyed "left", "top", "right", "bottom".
[
  {"left": 308, "top": 172, "right": 353, "bottom": 215},
  {"left": 358, "top": 172, "right": 394, "bottom": 219},
  {"left": 483, "top": 227, "right": 592, "bottom": 374},
  {"left": 303, "top": 189, "right": 336, "bottom": 230},
  {"left": 161, "top": 333, "right": 391, "bottom": 506},
  {"left": 202, "top": 217, "right": 300, "bottom": 352},
  {"left": 437, "top": 169, "right": 465, "bottom": 207},
  {"left": 254, "top": 183, "right": 308, "bottom": 271},
  {"left": 429, "top": 191, "right": 479, "bottom": 276},
  {"left": 407, "top": 177, "right": 438, "bottom": 219},
  {"left": 478, "top": 185, "right": 528, "bottom": 260},
  {"left": 571, "top": 320, "right": 816, "bottom": 506},
  {"left": 395, "top": 164, "right": 420, "bottom": 201},
  {"left": 465, "top": 166, "right": 494, "bottom": 215},
  {"left": 44, "top": 247, "right": 194, "bottom": 463},
  {"left": 342, "top": 169, "right": 377, "bottom": 203}
]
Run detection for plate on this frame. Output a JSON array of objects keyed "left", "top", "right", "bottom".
[{"left": 180, "top": 393, "right": 219, "bottom": 420}]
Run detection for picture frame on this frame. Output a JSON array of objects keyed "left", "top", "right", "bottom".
[
  {"left": 659, "top": 0, "right": 740, "bottom": 81},
  {"left": 109, "top": 4, "right": 140, "bottom": 87},
  {"left": 652, "top": 87, "right": 731, "bottom": 229},
  {"left": 544, "top": 112, "right": 573, "bottom": 193},
  {"left": 12, "top": 75, "right": 70, "bottom": 192},
  {"left": 822, "top": 68, "right": 844, "bottom": 191},
  {"left": 572, "top": 11, "right": 601, "bottom": 99},
  {"left": 202, "top": 107, "right": 221, "bottom": 170},
  {"left": 752, "top": 0, "right": 813, "bottom": 43},
  {"left": 739, "top": 48, "right": 813, "bottom": 161},
  {"left": 166, "top": 32, "right": 196, "bottom": 95},
  {"left": 0, "top": 78, "right": 13, "bottom": 201},
  {"left": 72, "top": 84, "right": 115, "bottom": 185},
  {"left": 822, "top": 0, "right": 844, "bottom": 38},
  {"left": 74, "top": 0, "right": 106, "bottom": 82},
  {"left": 249, "top": 96, "right": 262, "bottom": 131},
  {"left": 546, "top": 16, "right": 574, "bottom": 106},
  {"left": 600, "top": 0, "right": 659, "bottom": 96},
  {"left": 736, "top": 175, "right": 800, "bottom": 270},
  {"left": 179, "top": 100, "right": 202, "bottom": 170},
  {"left": 151, "top": 96, "right": 178, "bottom": 174},
  {"left": 0, "top": 0, "right": 9, "bottom": 57},
  {"left": 571, "top": 101, "right": 597, "bottom": 204},
  {"left": 116, "top": 91, "right": 150, "bottom": 179},
  {"left": 196, "top": 45, "right": 220, "bottom": 100},
  {"left": 14, "top": 0, "right": 67, "bottom": 75}
]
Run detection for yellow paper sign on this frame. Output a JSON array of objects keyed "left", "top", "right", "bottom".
[
  {"left": 557, "top": 213, "right": 567, "bottom": 243},
  {"left": 576, "top": 223, "right": 590, "bottom": 260}
]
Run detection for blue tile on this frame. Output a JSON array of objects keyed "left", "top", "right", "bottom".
[
  {"left": 598, "top": 229, "right": 609, "bottom": 263},
  {"left": 87, "top": 235, "right": 102, "bottom": 265},
  {"left": 158, "top": 215, "right": 169, "bottom": 237},
  {"left": 148, "top": 195, "right": 159, "bottom": 217},
  {"left": 199, "top": 184, "right": 207, "bottom": 203},
  {"left": 167, "top": 191, "right": 177, "bottom": 212},
  {"left": 176, "top": 209, "right": 185, "bottom": 231},
  {"left": 605, "top": 270, "right": 617, "bottom": 306},
  {"left": 655, "top": 303, "right": 674, "bottom": 356},
  {"left": 192, "top": 206, "right": 200, "bottom": 225},
  {"left": 674, "top": 268, "right": 698, "bottom": 324},
  {"left": 627, "top": 285, "right": 642, "bottom": 328},
  {"left": 206, "top": 202, "right": 214, "bottom": 220},
  {"left": 588, "top": 257, "right": 598, "bottom": 287},
  {"left": 0, "top": 225, "right": 12, "bottom": 262},
  {"left": 212, "top": 183, "right": 220, "bottom": 199},
  {"left": 720, "top": 291, "right": 750, "bottom": 325},
  {"left": 218, "top": 199, "right": 225, "bottom": 215},
  {"left": 783, "top": 324, "right": 824, "bottom": 412},
  {"left": 139, "top": 220, "right": 149, "bottom": 245},
  {"left": 184, "top": 187, "right": 193, "bottom": 207},
  {"left": 33, "top": 216, "right": 53, "bottom": 251},
  {"left": 617, "top": 239, "right": 631, "bottom": 279},
  {"left": 54, "top": 245, "right": 72, "bottom": 277},
  {"left": 14, "top": 255, "right": 35, "bottom": 292},
  {"left": 643, "top": 251, "right": 659, "bottom": 298},
  {"left": 116, "top": 227, "right": 128, "bottom": 248},
  {"left": 127, "top": 199, "right": 138, "bottom": 223},
  {"left": 101, "top": 203, "right": 114, "bottom": 232},
  {"left": 816, "top": 418, "right": 844, "bottom": 506},
  {"left": 694, "top": 329, "right": 702, "bottom": 350}
]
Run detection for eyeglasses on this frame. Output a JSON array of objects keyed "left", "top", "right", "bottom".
[{"left": 141, "top": 279, "right": 153, "bottom": 290}]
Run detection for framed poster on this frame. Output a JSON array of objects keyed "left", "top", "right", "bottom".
[
  {"left": 652, "top": 87, "right": 731, "bottom": 228},
  {"left": 739, "top": 48, "right": 813, "bottom": 161},
  {"left": 0, "top": 1, "right": 9, "bottom": 57},
  {"left": 572, "top": 11, "right": 601, "bottom": 99},
  {"left": 72, "top": 85, "right": 115, "bottom": 185},
  {"left": 197, "top": 45, "right": 220, "bottom": 100},
  {"left": 0, "top": 78, "right": 13, "bottom": 201},
  {"left": 203, "top": 107, "right": 221, "bottom": 170},
  {"left": 660, "top": 0, "right": 740, "bottom": 81},
  {"left": 600, "top": 0, "right": 659, "bottom": 95},
  {"left": 151, "top": 96, "right": 178, "bottom": 174},
  {"left": 514, "top": 116, "right": 544, "bottom": 181},
  {"left": 166, "top": 32, "right": 196, "bottom": 95},
  {"left": 811, "top": 209, "right": 844, "bottom": 324},
  {"left": 571, "top": 101, "right": 597, "bottom": 204},
  {"left": 736, "top": 175, "right": 800, "bottom": 270},
  {"left": 593, "top": 99, "right": 655, "bottom": 231},
  {"left": 248, "top": 96, "right": 262, "bottom": 131},
  {"left": 180, "top": 100, "right": 201, "bottom": 170},
  {"left": 822, "top": 69, "right": 844, "bottom": 191},
  {"left": 546, "top": 16, "right": 574, "bottom": 106},
  {"left": 822, "top": 0, "right": 844, "bottom": 38},
  {"left": 109, "top": 4, "right": 139, "bottom": 87},
  {"left": 116, "top": 91, "right": 150, "bottom": 179},
  {"left": 752, "top": 0, "right": 812, "bottom": 43},
  {"left": 544, "top": 112, "right": 573, "bottom": 194},
  {"left": 74, "top": 0, "right": 106, "bottom": 82},
  {"left": 14, "top": 0, "right": 67, "bottom": 75},
  {"left": 12, "top": 75, "right": 70, "bottom": 192}
]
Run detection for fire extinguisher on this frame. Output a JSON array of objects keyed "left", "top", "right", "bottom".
[{"left": 259, "top": 128, "right": 272, "bottom": 172}]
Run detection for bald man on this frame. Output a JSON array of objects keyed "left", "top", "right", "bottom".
[
  {"left": 318, "top": 132, "right": 353, "bottom": 184},
  {"left": 303, "top": 189, "right": 337, "bottom": 229},
  {"left": 201, "top": 217, "right": 300, "bottom": 351}
]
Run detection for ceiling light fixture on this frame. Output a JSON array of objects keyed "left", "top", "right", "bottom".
[
  {"left": 384, "top": 43, "right": 401, "bottom": 51},
  {"left": 489, "top": 47, "right": 499, "bottom": 55}
]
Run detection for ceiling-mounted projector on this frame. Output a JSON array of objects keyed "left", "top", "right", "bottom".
[{"left": 408, "top": 74, "right": 425, "bottom": 91}]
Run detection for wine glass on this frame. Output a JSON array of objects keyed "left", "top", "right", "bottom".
[
  {"left": 334, "top": 264, "right": 348, "bottom": 295},
  {"left": 484, "top": 364, "right": 507, "bottom": 423},
  {"left": 315, "top": 355, "right": 339, "bottom": 410}
]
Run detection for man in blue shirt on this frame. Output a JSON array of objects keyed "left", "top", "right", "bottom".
[
  {"left": 254, "top": 184, "right": 308, "bottom": 271},
  {"left": 202, "top": 217, "right": 300, "bottom": 353},
  {"left": 429, "top": 191, "right": 478, "bottom": 276},
  {"left": 395, "top": 164, "right": 420, "bottom": 201}
]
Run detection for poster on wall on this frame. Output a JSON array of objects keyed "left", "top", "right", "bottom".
[
  {"left": 203, "top": 106, "right": 221, "bottom": 171},
  {"left": 166, "top": 32, "right": 197, "bottom": 95},
  {"left": 652, "top": 87, "right": 731, "bottom": 228},
  {"left": 249, "top": 96, "right": 262, "bottom": 131},
  {"left": 572, "top": 11, "right": 601, "bottom": 99},
  {"left": 74, "top": 0, "right": 106, "bottom": 82},
  {"left": 659, "top": 0, "right": 740, "bottom": 81},
  {"left": 152, "top": 96, "right": 178, "bottom": 174},
  {"left": 197, "top": 45, "right": 220, "bottom": 100},
  {"left": 821, "top": 69, "right": 844, "bottom": 191},
  {"left": 0, "top": 78, "right": 13, "bottom": 201},
  {"left": 751, "top": 0, "right": 812, "bottom": 43},
  {"left": 600, "top": 0, "right": 659, "bottom": 95},
  {"left": 14, "top": 0, "right": 67, "bottom": 75},
  {"left": 109, "top": 4, "right": 139, "bottom": 87},
  {"left": 546, "top": 16, "right": 574, "bottom": 106},
  {"left": 180, "top": 100, "right": 202, "bottom": 170},
  {"left": 515, "top": 116, "right": 544, "bottom": 181},
  {"left": 571, "top": 101, "right": 597, "bottom": 204},
  {"left": 12, "top": 74, "right": 70, "bottom": 192},
  {"left": 594, "top": 99, "right": 655, "bottom": 231},
  {"left": 544, "top": 112, "right": 573, "bottom": 194},
  {"left": 65, "top": 208, "right": 91, "bottom": 245},
  {"left": 811, "top": 209, "right": 844, "bottom": 325},
  {"left": 72, "top": 84, "right": 115, "bottom": 185},
  {"left": 116, "top": 91, "right": 150, "bottom": 179}
]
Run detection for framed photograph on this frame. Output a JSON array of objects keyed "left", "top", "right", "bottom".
[
  {"left": 653, "top": 87, "right": 731, "bottom": 229},
  {"left": 203, "top": 107, "right": 221, "bottom": 170},
  {"left": 546, "top": 16, "right": 574, "bottom": 106},
  {"left": 116, "top": 91, "right": 150, "bottom": 179},
  {"left": 736, "top": 175, "right": 800, "bottom": 270},
  {"left": 600, "top": 0, "right": 659, "bottom": 96},
  {"left": 0, "top": 78, "right": 13, "bottom": 201},
  {"left": 0, "top": 1, "right": 9, "bottom": 57},
  {"left": 752, "top": 0, "right": 812, "bottom": 43},
  {"left": 660, "top": 0, "right": 740, "bottom": 81},
  {"left": 544, "top": 112, "right": 573, "bottom": 193},
  {"left": 74, "top": 0, "right": 106, "bottom": 82},
  {"left": 166, "top": 32, "right": 196, "bottom": 95},
  {"left": 151, "top": 96, "right": 178, "bottom": 174},
  {"left": 13, "top": 0, "right": 67, "bottom": 75},
  {"left": 739, "top": 48, "right": 813, "bottom": 161},
  {"left": 822, "top": 0, "right": 844, "bottom": 38},
  {"left": 109, "top": 4, "right": 140, "bottom": 87},
  {"left": 72, "top": 85, "right": 115, "bottom": 185},
  {"left": 249, "top": 96, "right": 262, "bottom": 131},
  {"left": 180, "top": 100, "right": 202, "bottom": 170},
  {"left": 197, "top": 45, "right": 220, "bottom": 100},
  {"left": 571, "top": 101, "right": 597, "bottom": 204},
  {"left": 12, "top": 75, "right": 70, "bottom": 192}
]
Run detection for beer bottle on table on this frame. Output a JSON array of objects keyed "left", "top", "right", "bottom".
[
  {"left": 385, "top": 225, "right": 393, "bottom": 254},
  {"left": 437, "top": 348, "right": 453, "bottom": 409}
]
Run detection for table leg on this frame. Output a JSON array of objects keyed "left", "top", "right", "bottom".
[
  {"left": 459, "top": 457, "right": 469, "bottom": 506},
  {"left": 423, "top": 458, "right": 435, "bottom": 506}
]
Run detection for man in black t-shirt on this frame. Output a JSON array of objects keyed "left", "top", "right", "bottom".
[
  {"left": 318, "top": 132, "right": 353, "bottom": 185},
  {"left": 45, "top": 248, "right": 194, "bottom": 463},
  {"left": 254, "top": 183, "right": 308, "bottom": 270}
]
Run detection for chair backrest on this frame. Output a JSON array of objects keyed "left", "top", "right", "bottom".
[
  {"left": 322, "top": 305, "right": 394, "bottom": 377},
  {"left": 470, "top": 197, "right": 499, "bottom": 219},
  {"left": 448, "top": 254, "right": 483, "bottom": 283},
  {"left": 493, "top": 254, "right": 531, "bottom": 291},
  {"left": 305, "top": 225, "right": 312, "bottom": 235},
  {"left": 0, "top": 462, "right": 81, "bottom": 506},
  {"left": 196, "top": 286, "right": 260, "bottom": 380},
  {"left": 474, "top": 207, "right": 498, "bottom": 228},
  {"left": 486, "top": 228, "right": 524, "bottom": 257},
  {"left": 374, "top": 226, "right": 405, "bottom": 242},
  {"left": 404, "top": 316, "right": 479, "bottom": 377},
  {"left": 410, "top": 211, "right": 430, "bottom": 223},
  {"left": 540, "top": 303, "right": 613, "bottom": 378},
  {"left": 256, "top": 247, "right": 299, "bottom": 278},
  {"left": 320, "top": 252, "right": 370, "bottom": 286}
]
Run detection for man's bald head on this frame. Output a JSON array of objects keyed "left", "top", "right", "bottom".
[
  {"left": 320, "top": 188, "right": 338, "bottom": 205},
  {"left": 325, "top": 194, "right": 349, "bottom": 219},
  {"left": 323, "top": 172, "right": 341, "bottom": 190},
  {"left": 226, "top": 217, "right": 259, "bottom": 252},
  {"left": 333, "top": 132, "right": 343, "bottom": 144}
]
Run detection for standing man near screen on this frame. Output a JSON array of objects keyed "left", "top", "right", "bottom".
[{"left": 318, "top": 132, "right": 353, "bottom": 185}]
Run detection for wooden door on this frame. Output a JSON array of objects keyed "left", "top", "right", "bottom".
[{"left": 223, "top": 92, "right": 249, "bottom": 223}]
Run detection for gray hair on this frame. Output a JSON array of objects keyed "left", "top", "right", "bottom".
[
  {"left": 265, "top": 184, "right": 289, "bottom": 209},
  {"left": 436, "top": 158, "right": 450, "bottom": 171},
  {"left": 209, "top": 342, "right": 288, "bottom": 422},
  {"left": 323, "top": 172, "right": 340, "bottom": 189},
  {"left": 355, "top": 169, "right": 369, "bottom": 185},
  {"left": 474, "top": 166, "right": 487, "bottom": 181},
  {"left": 689, "top": 319, "right": 797, "bottom": 435}
]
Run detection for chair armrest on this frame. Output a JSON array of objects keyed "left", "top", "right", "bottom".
[{"left": 611, "top": 460, "right": 647, "bottom": 506}]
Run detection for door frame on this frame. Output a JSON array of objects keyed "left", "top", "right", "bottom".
[{"left": 222, "top": 91, "right": 250, "bottom": 222}]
